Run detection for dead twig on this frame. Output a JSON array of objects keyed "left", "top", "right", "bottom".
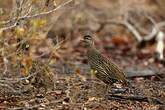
[
  {"left": 154, "top": 31, "right": 164, "bottom": 61},
  {"left": 0, "top": 0, "right": 73, "bottom": 31}
]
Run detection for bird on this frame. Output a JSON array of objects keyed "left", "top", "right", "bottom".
[{"left": 81, "top": 35, "right": 129, "bottom": 90}]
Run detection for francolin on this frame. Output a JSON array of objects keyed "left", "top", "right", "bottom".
[{"left": 82, "top": 35, "right": 129, "bottom": 90}]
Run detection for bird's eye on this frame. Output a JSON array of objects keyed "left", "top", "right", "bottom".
[{"left": 84, "top": 35, "right": 92, "bottom": 40}]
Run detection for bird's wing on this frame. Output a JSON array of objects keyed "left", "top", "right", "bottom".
[
  {"left": 102, "top": 56, "right": 126, "bottom": 81},
  {"left": 95, "top": 63, "right": 117, "bottom": 83},
  {"left": 89, "top": 50, "right": 120, "bottom": 81}
]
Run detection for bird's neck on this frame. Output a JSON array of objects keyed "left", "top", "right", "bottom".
[
  {"left": 86, "top": 46, "right": 100, "bottom": 56},
  {"left": 86, "top": 46, "right": 96, "bottom": 51}
]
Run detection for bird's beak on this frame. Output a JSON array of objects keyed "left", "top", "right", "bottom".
[
  {"left": 80, "top": 39, "right": 83, "bottom": 42},
  {"left": 80, "top": 39, "right": 85, "bottom": 46}
]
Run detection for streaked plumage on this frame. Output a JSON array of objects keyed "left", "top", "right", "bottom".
[{"left": 82, "top": 35, "right": 128, "bottom": 86}]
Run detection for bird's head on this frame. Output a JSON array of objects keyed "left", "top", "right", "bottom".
[{"left": 81, "top": 35, "right": 94, "bottom": 48}]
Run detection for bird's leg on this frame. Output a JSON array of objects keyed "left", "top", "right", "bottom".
[
  {"left": 105, "top": 85, "right": 109, "bottom": 95},
  {"left": 105, "top": 84, "right": 111, "bottom": 95},
  {"left": 90, "top": 68, "right": 98, "bottom": 89},
  {"left": 104, "top": 84, "right": 112, "bottom": 99},
  {"left": 90, "top": 69, "right": 97, "bottom": 95}
]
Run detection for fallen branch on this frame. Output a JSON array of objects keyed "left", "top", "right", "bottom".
[
  {"left": 125, "top": 67, "right": 164, "bottom": 78},
  {"left": 97, "top": 19, "right": 158, "bottom": 44},
  {"left": 107, "top": 94, "right": 163, "bottom": 105},
  {"left": 96, "top": 12, "right": 165, "bottom": 45},
  {"left": 122, "top": 20, "right": 143, "bottom": 42}
]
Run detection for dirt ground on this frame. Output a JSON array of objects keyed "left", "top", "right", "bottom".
[{"left": 0, "top": 0, "right": 165, "bottom": 109}]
